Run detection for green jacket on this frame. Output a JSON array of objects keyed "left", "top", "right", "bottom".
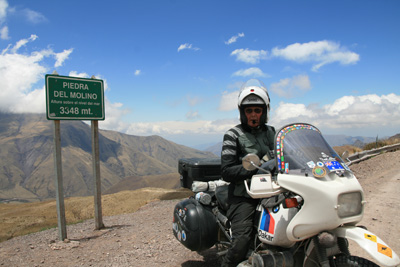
[{"left": 221, "top": 124, "right": 275, "bottom": 202}]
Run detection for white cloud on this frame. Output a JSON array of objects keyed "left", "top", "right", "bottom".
[
  {"left": 1, "top": 0, "right": 46, "bottom": 24},
  {"left": 134, "top": 70, "right": 141, "bottom": 76},
  {"left": 177, "top": 43, "right": 200, "bottom": 52},
  {"left": 23, "top": 8, "right": 47, "bottom": 24},
  {"left": 0, "top": 25, "right": 8, "bottom": 39},
  {"left": 186, "top": 111, "right": 200, "bottom": 120},
  {"left": 6, "top": 34, "right": 38, "bottom": 53},
  {"left": 11, "top": 87, "right": 45, "bottom": 113},
  {"left": 219, "top": 90, "right": 239, "bottom": 111},
  {"left": 273, "top": 102, "right": 316, "bottom": 121},
  {"left": 270, "top": 93, "right": 400, "bottom": 135},
  {"left": 271, "top": 40, "right": 359, "bottom": 71},
  {"left": 0, "top": 36, "right": 75, "bottom": 113},
  {"left": 231, "top": 48, "right": 268, "bottom": 64},
  {"left": 270, "top": 75, "right": 311, "bottom": 98},
  {"left": 324, "top": 94, "right": 400, "bottom": 118},
  {"left": 68, "top": 71, "right": 89, "bottom": 78},
  {"left": 0, "top": 51, "right": 46, "bottom": 112},
  {"left": 3, "top": 33, "right": 390, "bottom": 143},
  {"left": 0, "top": 0, "right": 7, "bottom": 23},
  {"left": 0, "top": 0, "right": 8, "bottom": 40},
  {"left": 125, "top": 119, "right": 235, "bottom": 137},
  {"left": 232, "top": 67, "right": 268, "bottom": 78},
  {"left": 54, "top": 48, "right": 73, "bottom": 67},
  {"left": 186, "top": 95, "right": 202, "bottom": 107},
  {"left": 225, "top": 32, "right": 245, "bottom": 45},
  {"left": 100, "top": 92, "right": 400, "bottom": 146},
  {"left": 99, "top": 99, "right": 130, "bottom": 133}
]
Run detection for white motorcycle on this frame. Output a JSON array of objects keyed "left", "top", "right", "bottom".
[{"left": 173, "top": 123, "right": 400, "bottom": 267}]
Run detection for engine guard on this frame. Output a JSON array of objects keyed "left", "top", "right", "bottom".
[{"left": 333, "top": 226, "right": 400, "bottom": 267}]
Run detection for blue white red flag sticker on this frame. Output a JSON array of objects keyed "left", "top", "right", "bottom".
[{"left": 260, "top": 208, "right": 275, "bottom": 234}]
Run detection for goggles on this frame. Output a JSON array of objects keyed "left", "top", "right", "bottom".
[{"left": 244, "top": 107, "right": 263, "bottom": 114}]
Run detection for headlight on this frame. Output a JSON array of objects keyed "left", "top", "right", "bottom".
[{"left": 337, "top": 191, "right": 363, "bottom": 218}]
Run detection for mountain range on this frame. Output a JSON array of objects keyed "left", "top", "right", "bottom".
[
  {"left": 0, "top": 112, "right": 389, "bottom": 203},
  {"left": 203, "top": 134, "right": 377, "bottom": 156},
  {"left": 0, "top": 113, "right": 216, "bottom": 202}
]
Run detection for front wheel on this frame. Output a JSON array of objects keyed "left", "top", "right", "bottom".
[{"left": 332, "top": 255, "right": 379, "bottom": 267}]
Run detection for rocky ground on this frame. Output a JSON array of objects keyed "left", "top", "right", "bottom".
[{"left": 0, "top": 150, "right": 399, "bottom": 267}]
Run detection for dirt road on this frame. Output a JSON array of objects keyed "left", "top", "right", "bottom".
[
  {"left": 348, "top": 150, "right": 400, "bottom": 263},
  {"left": 0, "top": 150, "right": 399, "bottom": 266}
]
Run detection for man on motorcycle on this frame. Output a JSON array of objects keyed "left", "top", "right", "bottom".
[{"left": 220, "top": 79, "right": 275, "bottom": 266}]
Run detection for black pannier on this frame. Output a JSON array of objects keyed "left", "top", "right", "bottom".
[
  {"left": 178, "top": 158, "right": 221, "bottom": 189},
  {"left": 172, "top": 198, "right": 218, "bottom": 251}
]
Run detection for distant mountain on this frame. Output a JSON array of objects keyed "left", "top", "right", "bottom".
[
  {"left": 388, "top": 134, "right": 400, "bottom": 142},
  {"left": 323, "top": 135, "right": 376, "bottom": 147},
  {"left": 0, "top": 113, "right": 216, "bottom": 202},
  {"left": 204, "top": 142, "right": 223, "bottom": 156},
  {"left": 203, "top": 134, "right": 378, "bottom": 156},
  {"left": 191, "top": 142, "right": 218, "bottom": 151}
]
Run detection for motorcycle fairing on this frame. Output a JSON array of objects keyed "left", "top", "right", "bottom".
[
  {"left": 277, "top": 172, "right": 365, "bottom": 241},
  {"left": 271, "top": 123, "right": 366, "bottom": 241},
  {"left": 333, "top": 226, "right": 400, "bottom": 267}
]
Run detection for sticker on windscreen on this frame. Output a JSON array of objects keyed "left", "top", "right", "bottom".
[
  {"left": 324, "top": 161, "right": 345, "bottom": 171},
  {"left": 312, "top": 167, "right": 326, "bottom": 178},
  {"left": 307, "top": 161, "right": 316, "bottom": 168}
]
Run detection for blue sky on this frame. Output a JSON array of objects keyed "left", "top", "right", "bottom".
[{"left": 1, "top": 0, "right": 399, "bottom": 147}]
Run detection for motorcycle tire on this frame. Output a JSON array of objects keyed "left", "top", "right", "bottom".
[{"left": 332, "top": 255, "right": 379, "bottom": 267}]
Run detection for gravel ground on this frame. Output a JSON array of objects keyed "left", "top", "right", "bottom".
[
  {"left": 0, "top": 150, "right": 399, "bottom": 267},
  {"left": 0, "top": 199, "right": 220, "bottom": 267}
]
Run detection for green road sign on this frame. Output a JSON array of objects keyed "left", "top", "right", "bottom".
[{"left": 46, "top": 74, "right": 105, "bottom": 120}]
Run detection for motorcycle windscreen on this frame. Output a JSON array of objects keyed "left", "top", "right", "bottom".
[{"left": 275, "top": 123, "right": 349, "bottom": 176}]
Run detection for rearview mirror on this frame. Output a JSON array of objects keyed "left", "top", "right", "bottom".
[{"left": 242, "top": 154, "right": 260, "bottom": 171}]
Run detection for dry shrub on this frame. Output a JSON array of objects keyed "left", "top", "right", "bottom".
[
  {"left": 363, "top": 138, "right": 400, "bottom": 151},
  {"left": 333, "top": 145, "right": 362, "bottom": 157}
]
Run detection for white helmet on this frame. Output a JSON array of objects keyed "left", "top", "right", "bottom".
[{"left": 237, "top": 79, "right": 270, "bottom": 124}]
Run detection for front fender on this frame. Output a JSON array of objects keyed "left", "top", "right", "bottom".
[{"left": 333, "top": 226, "right": 400, "bottom": 267}]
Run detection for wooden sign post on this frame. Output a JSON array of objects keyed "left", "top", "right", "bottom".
[{"left": 46, "top": 72, "right": 105, "bottom": 240}]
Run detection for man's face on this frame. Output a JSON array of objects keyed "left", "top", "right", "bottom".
[{"left": 244, "top": 106, "right": 263, "bottom": 128}]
